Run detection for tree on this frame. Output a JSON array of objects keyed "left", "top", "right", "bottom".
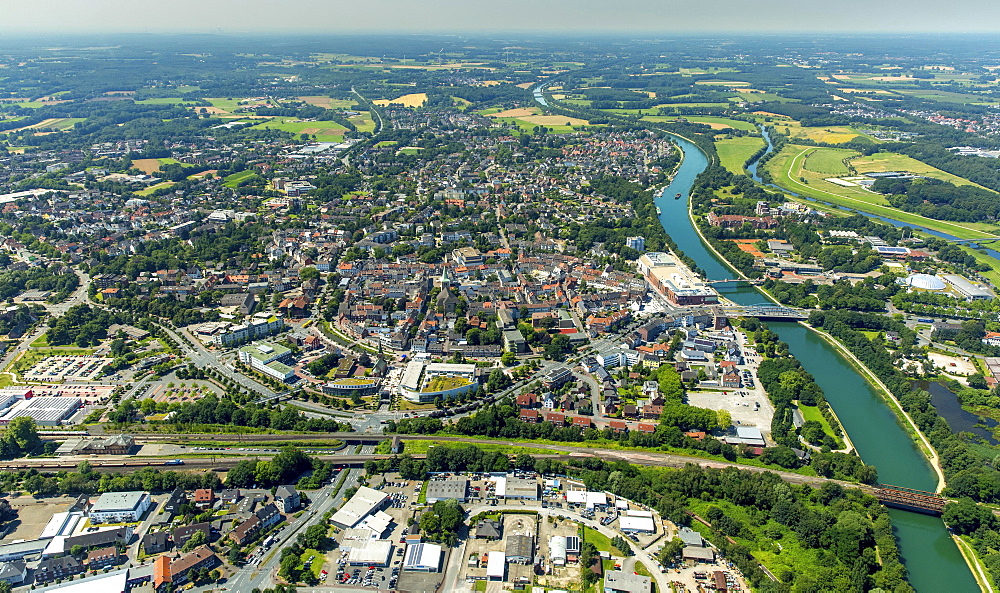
[
  {"left": 182, "top": 529, "right": 208, "bottom": 552},
  {"left": 943, "top": 498, "right": 996, "bottom": 535},
  {"left": 298, "top": 523, "right": 330, "bottom": 550},
  {"left": 6, "top": 416, "right": 40, "bottom": 452},
  {"left": 501, "top": 351, "right": 517, "bottom": 367},
  {"left": 299, "top": 266, "right": 320, "bottom": 282}
]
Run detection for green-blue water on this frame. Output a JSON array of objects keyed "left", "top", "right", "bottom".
[{"left": 656, "top": 135, "right": 978, "bottom": 592}]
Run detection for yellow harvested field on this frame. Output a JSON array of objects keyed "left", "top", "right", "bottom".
[
  {"left": 753, "top": 111, "right": 791, "bottom": 118},
  {"left": 373, "top": 93, "right": 428, "bottom": 107},
  {"left": 551, "top": 94, "right": 566, "bottom": 100},
  {"left": 299, "top": 96, "right": 335, "bottom": 107},
  {"left": 519, "top": 115, "right": 589, "bottom": 126},
  {"left": 479, "top": 80, "right": 501, "bottom": 86},
  {"left": 200, "top": 106, "right": 230, "bottom": 115},
  {"left": 698, "top": 122, "right": 733, "bottom": 130},
  {"left": 487, "top": 107, "right": 539, "bottom": 118},
  {"left": 516, "top": 82, "right": 534, "bottom": 89},
  {"left": 831, "top": 74, "right": 852, "bottom": 80},
  {"left": 132, "top": 159, "right": 161, "bottom": 174}
]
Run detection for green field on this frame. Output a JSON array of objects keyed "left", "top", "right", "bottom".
[
  {"left": 715, "top": 136, "right": 766, "bottom": 174},
  {"left": 734, "top": 90, "right": 797, "bottom": 102},
  {"left": 582, "top": 526, "right": 624, "bottom": 556},
  {"left": 767, "top": 144, "right": 1000, "bottom": 240},
  {"left": 349, "top": 112, "right": 375, "bottom": 133},
  {"left": 135, "top": 181, "right": 176, "bottom": 196},
  {"left": 136, "top": 97, "right": 201, "bottom": 105},
  {"left": 797, "top": 403, "right": 842, "bottom": 446},
  {"left": 249, "top": 117, "right": 347, "bottom": 141},
  {"left": 802, "top": 147, "right": 855, "bottom": 175},
  {"left": 222, "top": 170, "right": 259, "bottom": 188}
]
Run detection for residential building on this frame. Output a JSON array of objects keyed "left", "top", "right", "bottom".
[
  {"left": 89, "top": 491, "right": 152, "bottom": 523},
  {"left": 275, "top": 485, "right": 301, "bottom": 513}
]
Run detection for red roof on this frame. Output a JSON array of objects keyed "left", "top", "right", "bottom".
[{"left": 637, "top": 422, "right": 656, "bottom": 433}]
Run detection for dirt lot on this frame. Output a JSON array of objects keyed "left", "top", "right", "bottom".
[
  {"left": 132, "top": 158, "right": 161, "bottom": 174},
  {"left": 0, "top": 495, "right": 75, "bottom": 542},
  {"left": 687, "top": 388, "right": 774, "bottom": 438},
  {"left": 536, "top": 514, "right": 584, "bottom": 590},
  {"left": 928, "top": 351, "right": 977, "bottom": 377}
]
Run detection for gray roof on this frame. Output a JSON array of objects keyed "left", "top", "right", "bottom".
[
  {"left": 425, "top": 478, "right": 467, "bottom": 501},
  {"left": 91, "top": 491, "right": 147, "bottom": 513},
  {"left": 505, "top": 534, "right": 533, "bottom": 559}
]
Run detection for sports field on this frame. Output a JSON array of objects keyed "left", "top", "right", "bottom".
[{"left": 715, "top": 136, "right": 766, "bottom": 174}]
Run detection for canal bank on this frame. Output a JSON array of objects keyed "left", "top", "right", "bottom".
[{"left": 657, "top": 132, "right": 979, "bottom": 592}]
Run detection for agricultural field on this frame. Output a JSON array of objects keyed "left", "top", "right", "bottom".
[
  {"left": 135, "top": 97, "right": 201, "bottom": 105},
  {"left": 373, "top": 93, "right": 428, "bottom": 107},
  {"left": 734, "top": 89, "right": 796, "bottom": 102},
  {"left": 765, "top": 117, "right": 868, "bottom": 144},
  {"left": 298, "top": 96, "right": 355, "bottom": 109},
  {"left": 348, "top": 112, "right": 375, "bottom": 133},
  {"left": 249, "top": 117, "right": 347, "bottom": 141},
  {"left": 131, "top": 157, "right": 187, "bottom": 174},
  {"left": 683, "top": 116, "right": 757, "bottom": 131},
  {"left": 485, "top": 105, "right": 590, "bottom": 132},
  {"left": 1, "top": 117, "right": 84, "bottom": 134},
  {"left": 715, "top": 135, "right": 766, "bottom": 174}
]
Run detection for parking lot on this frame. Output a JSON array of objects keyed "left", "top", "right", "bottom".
[{"left": 23, "top": 355, "right": 113, "bottom": 381}]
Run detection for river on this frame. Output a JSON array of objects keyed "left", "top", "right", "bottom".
[{"left": 655, "top": 133, "right": 979, "bottom": 592}]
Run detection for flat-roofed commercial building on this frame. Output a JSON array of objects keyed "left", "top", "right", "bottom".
[
  {"left": 604, "top": 569, "right": 652, "bottom": 593},
  {"left": 346, "top": 539, "right": 392, "bottom": 566},
  {"left": 330, "top": 486, "right": 389, "bottom": 528},
  {"left": 486, "top": 550, "right": 505, "bottom": 581},
  {"left": 399, "top": 360, "right": 478, "bottom": 403},
  {"left": 0, "top": 396, "right": 81, "bottom": 427},
  {"left": 637, "top": 252, "right": 717, "bottom": 306},
  {"left": 425, "top": 478, "right": 468, "bottom": 503},
  {"left": 403, "top": 543, "right": 442, "bottom": 572}
]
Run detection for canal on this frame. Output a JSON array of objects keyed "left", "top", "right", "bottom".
[{"left": 655, "top": 134, "right": 978, "bottom": 592}]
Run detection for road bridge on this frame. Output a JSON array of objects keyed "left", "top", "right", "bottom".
[{"left": 720, "top": 303, "right": 809, "bottom": 320}]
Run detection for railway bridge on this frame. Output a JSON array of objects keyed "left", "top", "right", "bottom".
[{"left": 871, "top": 484, "right": 947, "bottom": 515}]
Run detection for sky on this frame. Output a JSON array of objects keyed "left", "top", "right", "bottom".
[{"left": 4, "top": 0, "right": 1000, "bottom": 34}]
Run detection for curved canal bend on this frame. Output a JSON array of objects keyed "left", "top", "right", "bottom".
[{"left": 656, "top": 134, "right": 978, "bottom": 592}]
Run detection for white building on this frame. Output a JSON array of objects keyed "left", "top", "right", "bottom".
[
  {"left": 89, "top": 491, "right": 152, "bottom": 523},
  {"left": 486, "top": 550, "right": 506, "bottom": 581},
  {"left": 346, "top": 539, "right": 393, "bottom": 566},
  {"left": 618, "top": 510, "right": 655, "bottom": 534},
  {"left": 549, "top": 536, "right": 567, "bottom": 566},
  {"left": 398, "top": 360, "right": 478, "bottom": 403},
  {"left": 403, "top": 543, "right": 442, "bottom": 572},
  {"left": 330, "top": 486, "right": 389, "bottom": 528}
]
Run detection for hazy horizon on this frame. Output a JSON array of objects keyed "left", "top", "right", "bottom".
[{"left": 5, "top": 0, "right": 1000, "bottom": 35}]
